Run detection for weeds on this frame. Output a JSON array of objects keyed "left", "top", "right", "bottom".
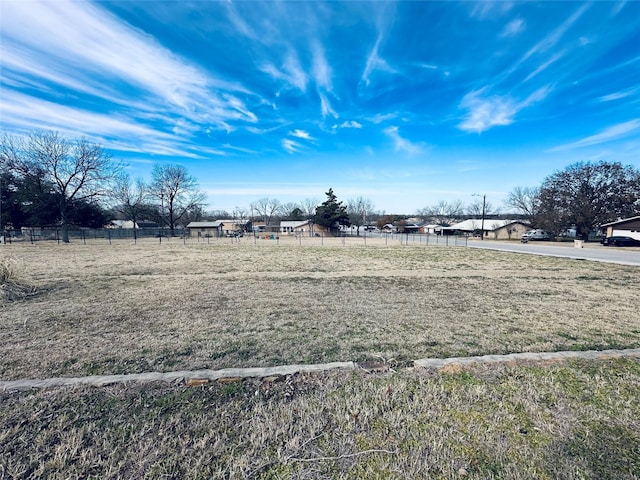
[
  {"left": 0, "top": 256, "right": 36, "bottom": 304},
  {"left": 1, "top": 358, "right": 638, "bottom": 479},
  {"left": 1, "top": 242, "right": 639, "bottom": 379}
]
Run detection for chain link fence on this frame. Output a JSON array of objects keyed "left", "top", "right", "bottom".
[{"left": 1, "top": 228, "right": 469, "bottom": 248}]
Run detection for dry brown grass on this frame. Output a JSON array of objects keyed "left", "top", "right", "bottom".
[
  {"left": 1, "top": 237, "right": 639, "bottom": 381},
  {"left": 0, "top": 255, "right": 36, "bottom": 304},
  {"left": 1, "top": 237, "right": 639, "bottom": 479},
  {"left": 1, "top": 358, "right": 639, "bottom": 479}
]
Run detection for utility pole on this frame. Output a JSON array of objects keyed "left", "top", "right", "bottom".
[
  {"left": 473, "top": 193, "right": 487, "bottom": 240},
  {"left": 480, "top": 194, "right": 486, "bottom": 241}
]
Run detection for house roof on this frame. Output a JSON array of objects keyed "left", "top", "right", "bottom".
[
  {"left": 187, "top": 221, "right": 225, "bottom": 228},
  {"left": 601, "top": 215, "right": 640, "bottom": 227},
  {"left": 443, "top": 219, "right": 529, "bottom": 231},
  {"left": 280, "top": 220, "right": 310, "bottom": 228}
]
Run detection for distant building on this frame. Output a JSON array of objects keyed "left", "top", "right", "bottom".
[
  {"left": 107, "top": 220, "right": 159, "bottom": 229},
  {"left": 186, "top": 220, "right": 227, "bottom": 237},
  {"left": 441, "top": 219, "right": 530, "bottom": 240},
  {"left": 419, "top": 224, "right": 443, "bottom": 235},
  {"left": 600, "top": 215, "right": 640, "bottom": 240}
]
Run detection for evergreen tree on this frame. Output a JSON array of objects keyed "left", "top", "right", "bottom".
[{"left": 312, "top": 188, "right": 350, "bottom": 235}]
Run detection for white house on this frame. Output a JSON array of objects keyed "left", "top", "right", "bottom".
[
  {"left": 442, "top": 219, "right": 530, "bottom": 240},
  {"left": 601, "top": 216, "right": 640, "bottom": 240}
]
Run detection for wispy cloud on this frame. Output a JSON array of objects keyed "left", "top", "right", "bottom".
[
  {"left": 221, "top": 144, "right": 259, "bottom": 155},
  {"left": 1, "top": 1, "right": 260, "bottom": 146},
  {"left": 311, "top": 41, "right": 332, "bottom": 92},
  {"left": 520, "top": 3, "right": 590, "bottom": 63},
  {"left": 282, "top": 138, "right": 302, "bottom": 154},
  {"left": 224, "top": 1, "right": 258, "bottom": 39},
  {"left": 339, "top": 121, "right": 362, "bottom": 129},
  {"left": 520, "top": 85, "right": 553, "bottom": 107},
  {"left": 470, "top": 2, "right": 513, "bottom": 20},
  {"left": 611, "top": 1, "right": 628, "bottom": 16},
  {"left": 261, "top": 51, "right": 308, "bottom": 92},
  {"left": 384, "top": 126, "right": 423, "bottom": 155},
  {"left": 319, "top": 92, "right": 338, "bottom": 118},
  {"left": 368, "top": 113, "right": 397, "bottom": 124},
  {"left": 598, "top": 87, "right": 639, "bottom": 102},
  {"left": 524, "top": 51, "right": 564, "bottom": 82},
  {"left": 500, "top": 18, "right": 525, "bottom": 37},
  {"left": 458, "top": 86, "right": 551, "bottom": 133},
  {"left": 414, "top": 63, "right": 450, "bottom": 77},
  {"left": 360, "top": 34, "right": 396, "bottom": 87},
  {"left": 548, "top": 119, "right": 640, "bottom": 151},
  {"left": 457, "top": 91, "right": 516, "bottom": 133},
  {"left": 289, "top": 129, "right": 313, "bottom": 140},
  {"left": 1, "top": 89, "right": 233, "bottom": 159}
]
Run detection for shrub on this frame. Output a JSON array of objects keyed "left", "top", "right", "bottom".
[{"left": 0, "top": 256, "right": 35, "bottom": 303}]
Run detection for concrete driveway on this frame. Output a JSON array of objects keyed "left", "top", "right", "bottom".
[{"left": 468, "top": 239, "right": 640, "bottom": 267}]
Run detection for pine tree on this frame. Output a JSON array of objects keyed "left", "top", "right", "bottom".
[{"left": 312, "top": 188, "right": 350, "bottom": 235}]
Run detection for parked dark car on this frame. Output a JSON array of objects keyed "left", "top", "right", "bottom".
[{"left": 600, "top": 236, "right": 640, "bottom": 247}]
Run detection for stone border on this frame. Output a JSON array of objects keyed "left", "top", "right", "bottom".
[
  {"left": 2, "top": 349, "right": 640, "bottom": 392},
  {"left": 414, "top": 348, "right": 640, "bottom": 370},
  {"left": 0, "top": 362, "right": 355, "bottom": 392}
]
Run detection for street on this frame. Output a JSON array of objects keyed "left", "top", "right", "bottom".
[{"left": 468, "top": 239, "right": 640, "bottom": 267}]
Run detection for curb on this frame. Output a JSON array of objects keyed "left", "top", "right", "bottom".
[
  {"left": 0, "top": 362, "right": 356, "bottom": 392},
  {"left": 414, "top": 348, "right": 640, "bottom": 370},
  {"left": 2, "top": 349, "right": 640, "bottom": 392}
]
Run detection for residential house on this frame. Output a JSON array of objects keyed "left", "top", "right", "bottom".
[
  {"left": 186, "top": 221, "right": 226, "bottom": 237},
  {"left": 442, "top": 219, "right": 530, "bottom": 240},
  {"left": 419, "top": 224, "right": 443, "bottom": 235},
  {"left": 279, "top": 220, "right": 306, "bottom": 234},
  {"left": 601, "top": 215, "right": 640, "bottom": 240},
  {"left": 187, "top": 219, "right": 248, "bottom": 237},
  {"left": 107, "top": 220, "right": 159, "bottom": 229}
]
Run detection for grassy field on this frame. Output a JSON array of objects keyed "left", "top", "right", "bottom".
[
  {"left": 1, "top": 238, "right": 639, "bottom": 478},
  {"left": 1, "top": 359, "right": 639, "bottom": 479},
  {"left": 1, "top": 237, "right": 639, "bottom": 380}
]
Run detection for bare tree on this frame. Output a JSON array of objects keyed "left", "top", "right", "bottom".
[
  {"left": 208, "top": 209, "right": 231, "bottom": 219},
  {"left": 279, "top": 202, "right": 303, "bottom": 220},
  {"left": 251, "top": 198, "right": 281, "bottom": 227},
  {"left": 505, "top": 186, "right": 540, "bottom": 220},
  {"left": 418, "top": 200, "right": 464, "bottom": 225},
  {"left": 347, "top": 196, "right": 375, "bottom": 235},
  {"left": 1, "top": 131, "right": 117, "bottom": 242},
  {"left": 110, "top": 172, "right": 148, "bottom": 230},
  {"left": 180, "top": 204, "right": 206, "bottom": 226},
  {"left": 232, "top": 206, "right": 249, "bottom": 232},
  {"left": 300, "top": 197, "right": 320, "bottom": 218},
  {"left": 149, "top": 164, "right": 206, "bottom": 236},
  {"left": 467, "top": 198, "right": 494, "bottom": 217}
]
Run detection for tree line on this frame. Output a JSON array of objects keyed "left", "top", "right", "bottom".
[
  {"left": 2, "top": 130, "right": 639, "bottom": 242},
  {"left": 0, "top": 131, "right": 206, "bottom": 242},
  {"left": 504, "top": 162, "right": 640, "bottom": 240}
]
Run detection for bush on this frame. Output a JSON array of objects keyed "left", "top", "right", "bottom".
[{"left": 0, "top": 256, "right": 35, "bottom": 303}]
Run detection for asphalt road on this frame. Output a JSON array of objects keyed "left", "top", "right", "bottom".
[{"left": 468, "top": 240, "right": 640, "bottom": 267}]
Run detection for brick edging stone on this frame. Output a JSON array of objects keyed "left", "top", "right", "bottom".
[
  {"left": 413, "top": 348, "right": 640, "bottom": 369},
  {"left": 2, "top": 348, "right": 640, "bottom": 392}
]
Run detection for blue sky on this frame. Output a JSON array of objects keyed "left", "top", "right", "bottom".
[{"left": 1, "top": 1, "right": 639, "bottom": 214}]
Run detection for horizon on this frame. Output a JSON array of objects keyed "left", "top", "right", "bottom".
[{"left": 1, "top": 1, "right": 639, "bottom": 214}]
